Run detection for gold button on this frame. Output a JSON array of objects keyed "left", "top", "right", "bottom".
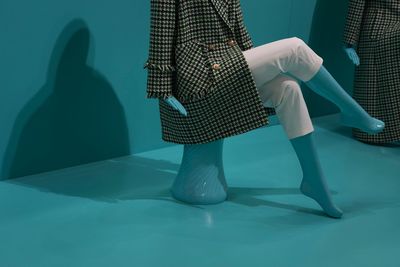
[
  {"left": 208, "top": 44, "right": 216, "bottom": 51},
  {"left": 227, "top": 39, "right": 236, "bottom": 47},
  {"left": 212, "top": 63, "right": 221, "bottom": 70}
]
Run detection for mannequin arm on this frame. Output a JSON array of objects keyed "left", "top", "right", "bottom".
[
  {"left": 164, "top": 96, "right": 188, "bottom": 116},
  {"left": 342, "top": 0, "right": 366, "bottom": 47},
  {"left": 342, "top": 43, "right": 360, "bottom": 66},
  {"left": 144, "top": 0, "right": 177, "bottom": 100},
  {"left": 233, "top": 0, "right": 254, "bottom": 51},
  {"left": 143, "top": 0, "right": 188, "bottom": 115}
]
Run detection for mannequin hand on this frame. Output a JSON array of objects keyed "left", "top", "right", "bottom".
[
  {"left": 343, "top": 46, "right": 360, "bottom": 66},
  {"left": 164, "top": 96, "right": 188, "bottom": 116}
]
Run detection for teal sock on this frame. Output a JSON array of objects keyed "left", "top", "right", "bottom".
[
  {"left": 305, "top": 65, "right": 384, "bottom": 134},
  {"left": 290, "top": 132, "right": 343, "bottom": 218}
]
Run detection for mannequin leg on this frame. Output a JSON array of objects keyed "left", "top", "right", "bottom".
[
  {"left": 257, "top": 74, "right": 342, "bottom": 218},
  {"left": 243, "top": 37, "right": 384, "bottom": 134},
  {"left": 304, "top": 66, "right": 385, "bottom": 134},
  {"left": 289, "top": 133, "right": 343, "bottom": 218}
]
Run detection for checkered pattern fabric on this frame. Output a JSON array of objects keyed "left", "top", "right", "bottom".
[
  {"left": 343, "top": 0, "right": 400, "bottom": 143},
  {"left": 144, "top": 0, "right": 275, "bottom": 144}
]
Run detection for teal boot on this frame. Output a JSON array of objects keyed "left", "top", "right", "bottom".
[
  {"left": 290, "top": 132, "right": 343, "bottom": 218},
  {"left": 305, "top": 65, "right": 385, "bottom": 134}
]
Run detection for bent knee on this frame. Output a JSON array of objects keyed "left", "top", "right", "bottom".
[
  {"left": 289, "top": 37, "right": 313, "bottom": 56},
  {"left": 282, "top": 80, "right": 302, "bottom": 98},
  {"left": 290, "top": 37, "right": 306, "bottom": 47},
  {"left": 270, "top": 80, "right": 302, "bottom": 107}
]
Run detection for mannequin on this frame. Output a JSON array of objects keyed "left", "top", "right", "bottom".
[
  {"left": 168, "top": 37, "right": 384, "bottom": 219},
  {"left": 342, "top": 0, "right": 400, "bottom": 144},
  {"left": 342, "top": 44, "right": 400, "bottom": 146}
]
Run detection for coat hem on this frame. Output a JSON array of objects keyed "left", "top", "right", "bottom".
[
  {"left": 160, "top": 116, "right": 270, "bottom": 145},
  {"left": 352, "top": 130, "right": 400, "bottom": 144},
  {"left": 146, "top": 91, "right": 172, "bottom": 99}
]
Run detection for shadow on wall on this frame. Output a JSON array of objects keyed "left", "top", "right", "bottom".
[
  {"left": 1, "top": 19, "right": 130, "bottom": 180},
  {"left": 304, "top": 0, "right": 354, "bottom": 118}
]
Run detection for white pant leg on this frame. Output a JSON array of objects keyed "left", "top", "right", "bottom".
[
  {"left": 242, "top": 37, "right": 324, "bottom": 85},
  {"left": 241, "top": 37, "right": 322, "bottom": 139},
  {"left": 257, "top": 74, "right": 314, "bottom": 139}
]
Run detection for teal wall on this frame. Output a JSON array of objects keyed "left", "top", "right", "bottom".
[{"left": 0, "top": 0, "right": 353, "bottom": 180}]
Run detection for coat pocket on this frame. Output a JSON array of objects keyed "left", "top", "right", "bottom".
[
  {"left": 175, "top": 41, "right": 214, "bottom": 103},
  {"left": 369, "top": 9, "right": 392, "bottom": 40},
  {"left": 381, "top": 21, "right": 400, "bottom": 37}
]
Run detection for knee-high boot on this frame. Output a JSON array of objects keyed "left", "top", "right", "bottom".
[
  {"left": 304, "top": 65, "right": 385, "bottom": 134},
  {"left": 289, "top": 132, "right": 343, "bottom": 218}
]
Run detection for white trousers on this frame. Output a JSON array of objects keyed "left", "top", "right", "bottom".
[{"left": 242, "top": 37, "right": 324, "bottom": 139}]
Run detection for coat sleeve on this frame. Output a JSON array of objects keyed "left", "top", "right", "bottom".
[
  {"left": 233, "top": 0, "right": 254, "bottom": 51},
  {"left": 342, "top": 0, "right": 366, "bottom": 47},
  {"left": 143, "top": 0, "right": 177, "bottom": 100}
]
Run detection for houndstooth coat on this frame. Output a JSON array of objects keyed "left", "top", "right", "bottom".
[
  {"left": 343, "top": 0, "right": 400, "bottom": 143},
  {"left": 143, "top": 0, "right": 276, "bottom": 144}
]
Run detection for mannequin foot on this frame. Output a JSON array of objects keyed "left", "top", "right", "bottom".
[
  {"left": 289, "top": 132, "right": 343, "bottom": 218},
  {"left": 300, "top": 177, "right": 343, "bottom": 218},
  {"left": 340, "top": 112, "right": 385, "bottom": 134}
]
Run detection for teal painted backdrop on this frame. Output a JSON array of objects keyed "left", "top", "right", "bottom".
[{"left": 0, "top": 0, "right": 354, "bottom": 180}]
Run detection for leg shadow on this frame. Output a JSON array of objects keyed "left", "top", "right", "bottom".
[{"left": 227, "top": 186, "right": 339, "bottom": 218}]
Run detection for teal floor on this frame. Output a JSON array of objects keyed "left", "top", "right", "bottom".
[{"left": 1, "top": 114, "right": 399, "bottom": 267}]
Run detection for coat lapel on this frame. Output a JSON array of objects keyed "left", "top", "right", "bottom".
[{"left": 209, "top": 0, "right": 234, "bottom": 33}]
